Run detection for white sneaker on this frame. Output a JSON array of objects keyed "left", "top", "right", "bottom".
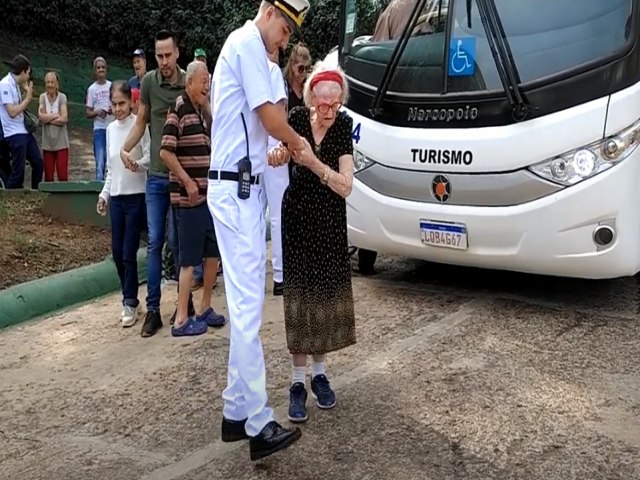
[{"left": 121, "top": 305, "right": 139, "bottom": 327}]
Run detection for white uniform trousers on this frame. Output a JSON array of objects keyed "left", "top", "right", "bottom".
[
  {"left": 263, "top": 164, "right": 290, "bottom": 283},
  {"left": 207, "top": 180, "right": 274, "bottom": 437}
]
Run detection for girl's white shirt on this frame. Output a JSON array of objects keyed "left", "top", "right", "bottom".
[{"left": 99, "top": 114, "right": 150, "bottom": 203}]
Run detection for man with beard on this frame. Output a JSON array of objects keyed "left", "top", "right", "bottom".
[{"left": 120, "top": 30, "right": 194, "bottom": 337}]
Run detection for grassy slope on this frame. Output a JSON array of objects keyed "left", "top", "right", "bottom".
[{"left": 0, "top": 35, "right": 133, "bottom": 133}]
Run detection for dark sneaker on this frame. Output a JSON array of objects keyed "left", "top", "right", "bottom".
[
  {"left": 141, "top": 310, "right": 163, "bottom": 338},
  {"left": 310, "top": 374, "right": 336, "bottom": 409},
  {"left": 288, "top": 382, "right": 308, "bottom": 423},
  {"left": 273, "top": 281, "right": 284, "bottom": 296},
  {"left": 169, "top": 293, "right": 196, "bottom": 326},
  {"left": 171, "top": 316, "right": 208, "bottom": 337},
  {"left": 198, "top": 307, "right": 226, "bottom": 327}
]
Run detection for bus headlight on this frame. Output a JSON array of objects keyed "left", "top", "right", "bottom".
[
  {"left": 529, "top": 118, "right": 640, "bottom": 186},
  {"left": 353, "top": 148, "right": 376, "bottom": 173}
]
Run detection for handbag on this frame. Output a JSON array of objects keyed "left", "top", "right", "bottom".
[{"left": 23, "top": 109, "right": 39, "bottom": 134}]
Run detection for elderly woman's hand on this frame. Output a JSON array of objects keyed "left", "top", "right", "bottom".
[
  {"left": 268, "top": 143, "right": 290, "bottom": 167},
  {"left": 291, "top": 137, "right": 315, "bottom": 167}
]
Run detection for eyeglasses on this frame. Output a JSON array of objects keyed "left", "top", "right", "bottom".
[
  {"left": 316, "top": 102, "right": 342, "bottom": 114},
  {"left": 296, "top": 64, "right": 312, "bottom": 74}
]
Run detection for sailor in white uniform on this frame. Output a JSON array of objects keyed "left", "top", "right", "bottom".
[
  {"left": 207, "top": 0, "right": 312, "bottom": 462},
  {"left": 264, "top": 48, "right": 290, "bottom": 296}
]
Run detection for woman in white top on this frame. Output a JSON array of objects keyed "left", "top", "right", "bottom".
[
  {"left": 97, "top": 80, "right": 150, "bottom": 327},
  {"left": 38, "top": 71, "right": 70, "bottom": 181}
]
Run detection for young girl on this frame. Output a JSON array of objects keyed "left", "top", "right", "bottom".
[{"left": 97, "top": 80, "right": 150, "bottom": 327}]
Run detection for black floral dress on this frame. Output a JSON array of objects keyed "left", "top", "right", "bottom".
[{"left": 282, "top": 107, "right": 356, "bottom": 355}]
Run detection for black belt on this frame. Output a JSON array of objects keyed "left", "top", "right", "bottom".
[{"left": 208, "top": 170, "right": 261, "bottom": 185}]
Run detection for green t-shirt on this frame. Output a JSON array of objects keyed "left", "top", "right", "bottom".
[{"left": 140, "top": 69, "right": 186, "bottom": 176}]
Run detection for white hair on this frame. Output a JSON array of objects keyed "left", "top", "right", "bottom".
[
  {"left": 303, "top": 61, "right": 349, "bottom": 107},
  {"left": 186, "top": 60, "right": 208, "bottom": 81}
]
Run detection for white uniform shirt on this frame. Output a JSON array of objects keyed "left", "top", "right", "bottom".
[
  {"left": 267, "top": 61, "right": 288, "bottom": 152},
  {"left": 210, "top": 21, "right": 277, "bottom": 176},
  {"left": 0, "top": 73, "right": 27, "bottom": 138}
]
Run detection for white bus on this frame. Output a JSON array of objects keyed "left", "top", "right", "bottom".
[{"left": 327, "top": 0, "right": 640, "bottom": 279}]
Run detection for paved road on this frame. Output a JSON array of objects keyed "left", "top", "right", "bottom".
[{"left": 1, "top": 254, "right": 639, "bottom": 480}]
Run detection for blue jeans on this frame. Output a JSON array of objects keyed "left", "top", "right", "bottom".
[
  {"left": 93, "top": 129, "right": 107, "bottom": 181},
  {"left": 145, "top": 175, "right": 178, "bottom": 311},
  {"left": 6, "top": 133, "right": 43, "bottom": 189},
  {"left": 110, "top": 194, "right": 146, "bottom": 307}
]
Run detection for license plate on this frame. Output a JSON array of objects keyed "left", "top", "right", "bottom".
[{"left": 420, "top": 219, "right": 468, "bottom": 250}]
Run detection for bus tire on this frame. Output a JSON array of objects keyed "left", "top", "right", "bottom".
[{"left": 357, "top": 248, "right": 377, "bottom": 275}]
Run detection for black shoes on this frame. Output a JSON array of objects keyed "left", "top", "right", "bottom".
[
  {"left": 141, "top": 310, "right": 162, "bottom": 337},
  {"left": 273, "top": 281, "right": 284, "bottom": 296},
  {"left": 221, "top": 417, "right": 249, "bottom": 443},
  {"left": 221, "top": 417, "right": 302, "bottom": 461},
  {"left": 249, "top": 421, "right": 301, "bottom": 461}
]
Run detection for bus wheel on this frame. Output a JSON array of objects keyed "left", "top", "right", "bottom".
[{"left": 357, "top": 248, "right": 377, "bottom": 275}]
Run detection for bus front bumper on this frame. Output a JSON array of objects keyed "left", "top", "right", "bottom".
[{"left": 347, "top": 158, "right": 640, "bottom": 279}]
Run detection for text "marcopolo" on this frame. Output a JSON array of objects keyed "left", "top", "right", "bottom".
[{"left": 407, "top": 106, "right": 479, "bottom": 122}]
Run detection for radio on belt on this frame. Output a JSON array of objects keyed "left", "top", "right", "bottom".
[
  {"left": 237, "top": 112, "right": 252, "bottom": 200},
  {"left": 238, "top": 157, "right": 251, "bottom": 200}
]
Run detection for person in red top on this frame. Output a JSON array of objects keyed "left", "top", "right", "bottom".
[{"left": 131, "top": 88, "right": 140, "bottom": 115}]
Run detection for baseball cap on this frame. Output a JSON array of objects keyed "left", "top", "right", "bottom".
[
  {"left": 265, "top": 0, "right": 310, "bottom": 38},
  {"left": 132, "top": 48, "right": 145, "bottom": 58},
  {"left": 194, "top": 48, "right": 207, "bottom": 59}
]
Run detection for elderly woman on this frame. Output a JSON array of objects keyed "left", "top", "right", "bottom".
[
  {"left": 38, "top": 71, "right": 70, "bottom": 182},
  {"left": 269, "top": 62, "right": 356, "bottom": 423}
]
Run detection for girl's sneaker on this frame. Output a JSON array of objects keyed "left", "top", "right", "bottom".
[{"left": 121, "top": 305, "right": 139, "bottom": 328}]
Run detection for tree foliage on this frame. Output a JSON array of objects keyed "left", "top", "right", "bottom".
[{"left": 1, "top": 0, "right": 389, "bottom": 67}]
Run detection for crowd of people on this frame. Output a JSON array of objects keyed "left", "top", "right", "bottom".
[{"left": 1, "top": 0, "right": 357, "bottom": 463}]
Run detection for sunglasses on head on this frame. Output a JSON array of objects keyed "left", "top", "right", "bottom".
[{"left": 296, "top": 64, "right": 312, "bottom": 74}]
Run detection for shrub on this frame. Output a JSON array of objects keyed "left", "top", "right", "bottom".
[{"left": 1, "top": 0, "right": 389, "bottom": 66}]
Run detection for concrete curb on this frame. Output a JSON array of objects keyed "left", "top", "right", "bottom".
[{"left": 0, "top": 248, "right": 147, "bottom": 330}]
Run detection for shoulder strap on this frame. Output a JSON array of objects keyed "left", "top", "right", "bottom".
[{"left": 240, "top": 113, "right": 250, "bottom": 159}]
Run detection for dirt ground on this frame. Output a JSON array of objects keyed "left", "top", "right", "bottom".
[
  {"left": 60, "top": 128, "right": 99, "bottom": 181},
  {"left": 0, "top": 129, "right": 112, "bottom": 289},
  {"left": 0, "top": 255, "right": 638, "bottom": 480},
  {"left": 0, "top": 191, "right": 111, "bottom": 289}
]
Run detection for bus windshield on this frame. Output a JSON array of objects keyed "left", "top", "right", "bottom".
[{"left": 341, "top": 0, "right": 633, "bottom": 96}]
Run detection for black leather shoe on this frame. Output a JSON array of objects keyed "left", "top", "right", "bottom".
[
  {"left": 221, "top": 417, "right": 249, "bottom": 442},
  {"left": 249, "top": 421, "right": 301, "bottom": 461},
  {"left": 273, "top": 281, "right": 284, "bottom": 296},
  {"left": 141, "top": 310, "right": 162, "bottom": 338}
]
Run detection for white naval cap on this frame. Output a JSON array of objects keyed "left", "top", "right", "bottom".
[{"left": 265, "top": 0, "right": 311, "bottom": 36}]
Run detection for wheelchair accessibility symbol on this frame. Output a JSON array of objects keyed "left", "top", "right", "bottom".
[{"left": 449, "top": 37, "right": 476, "bottom": 77}]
